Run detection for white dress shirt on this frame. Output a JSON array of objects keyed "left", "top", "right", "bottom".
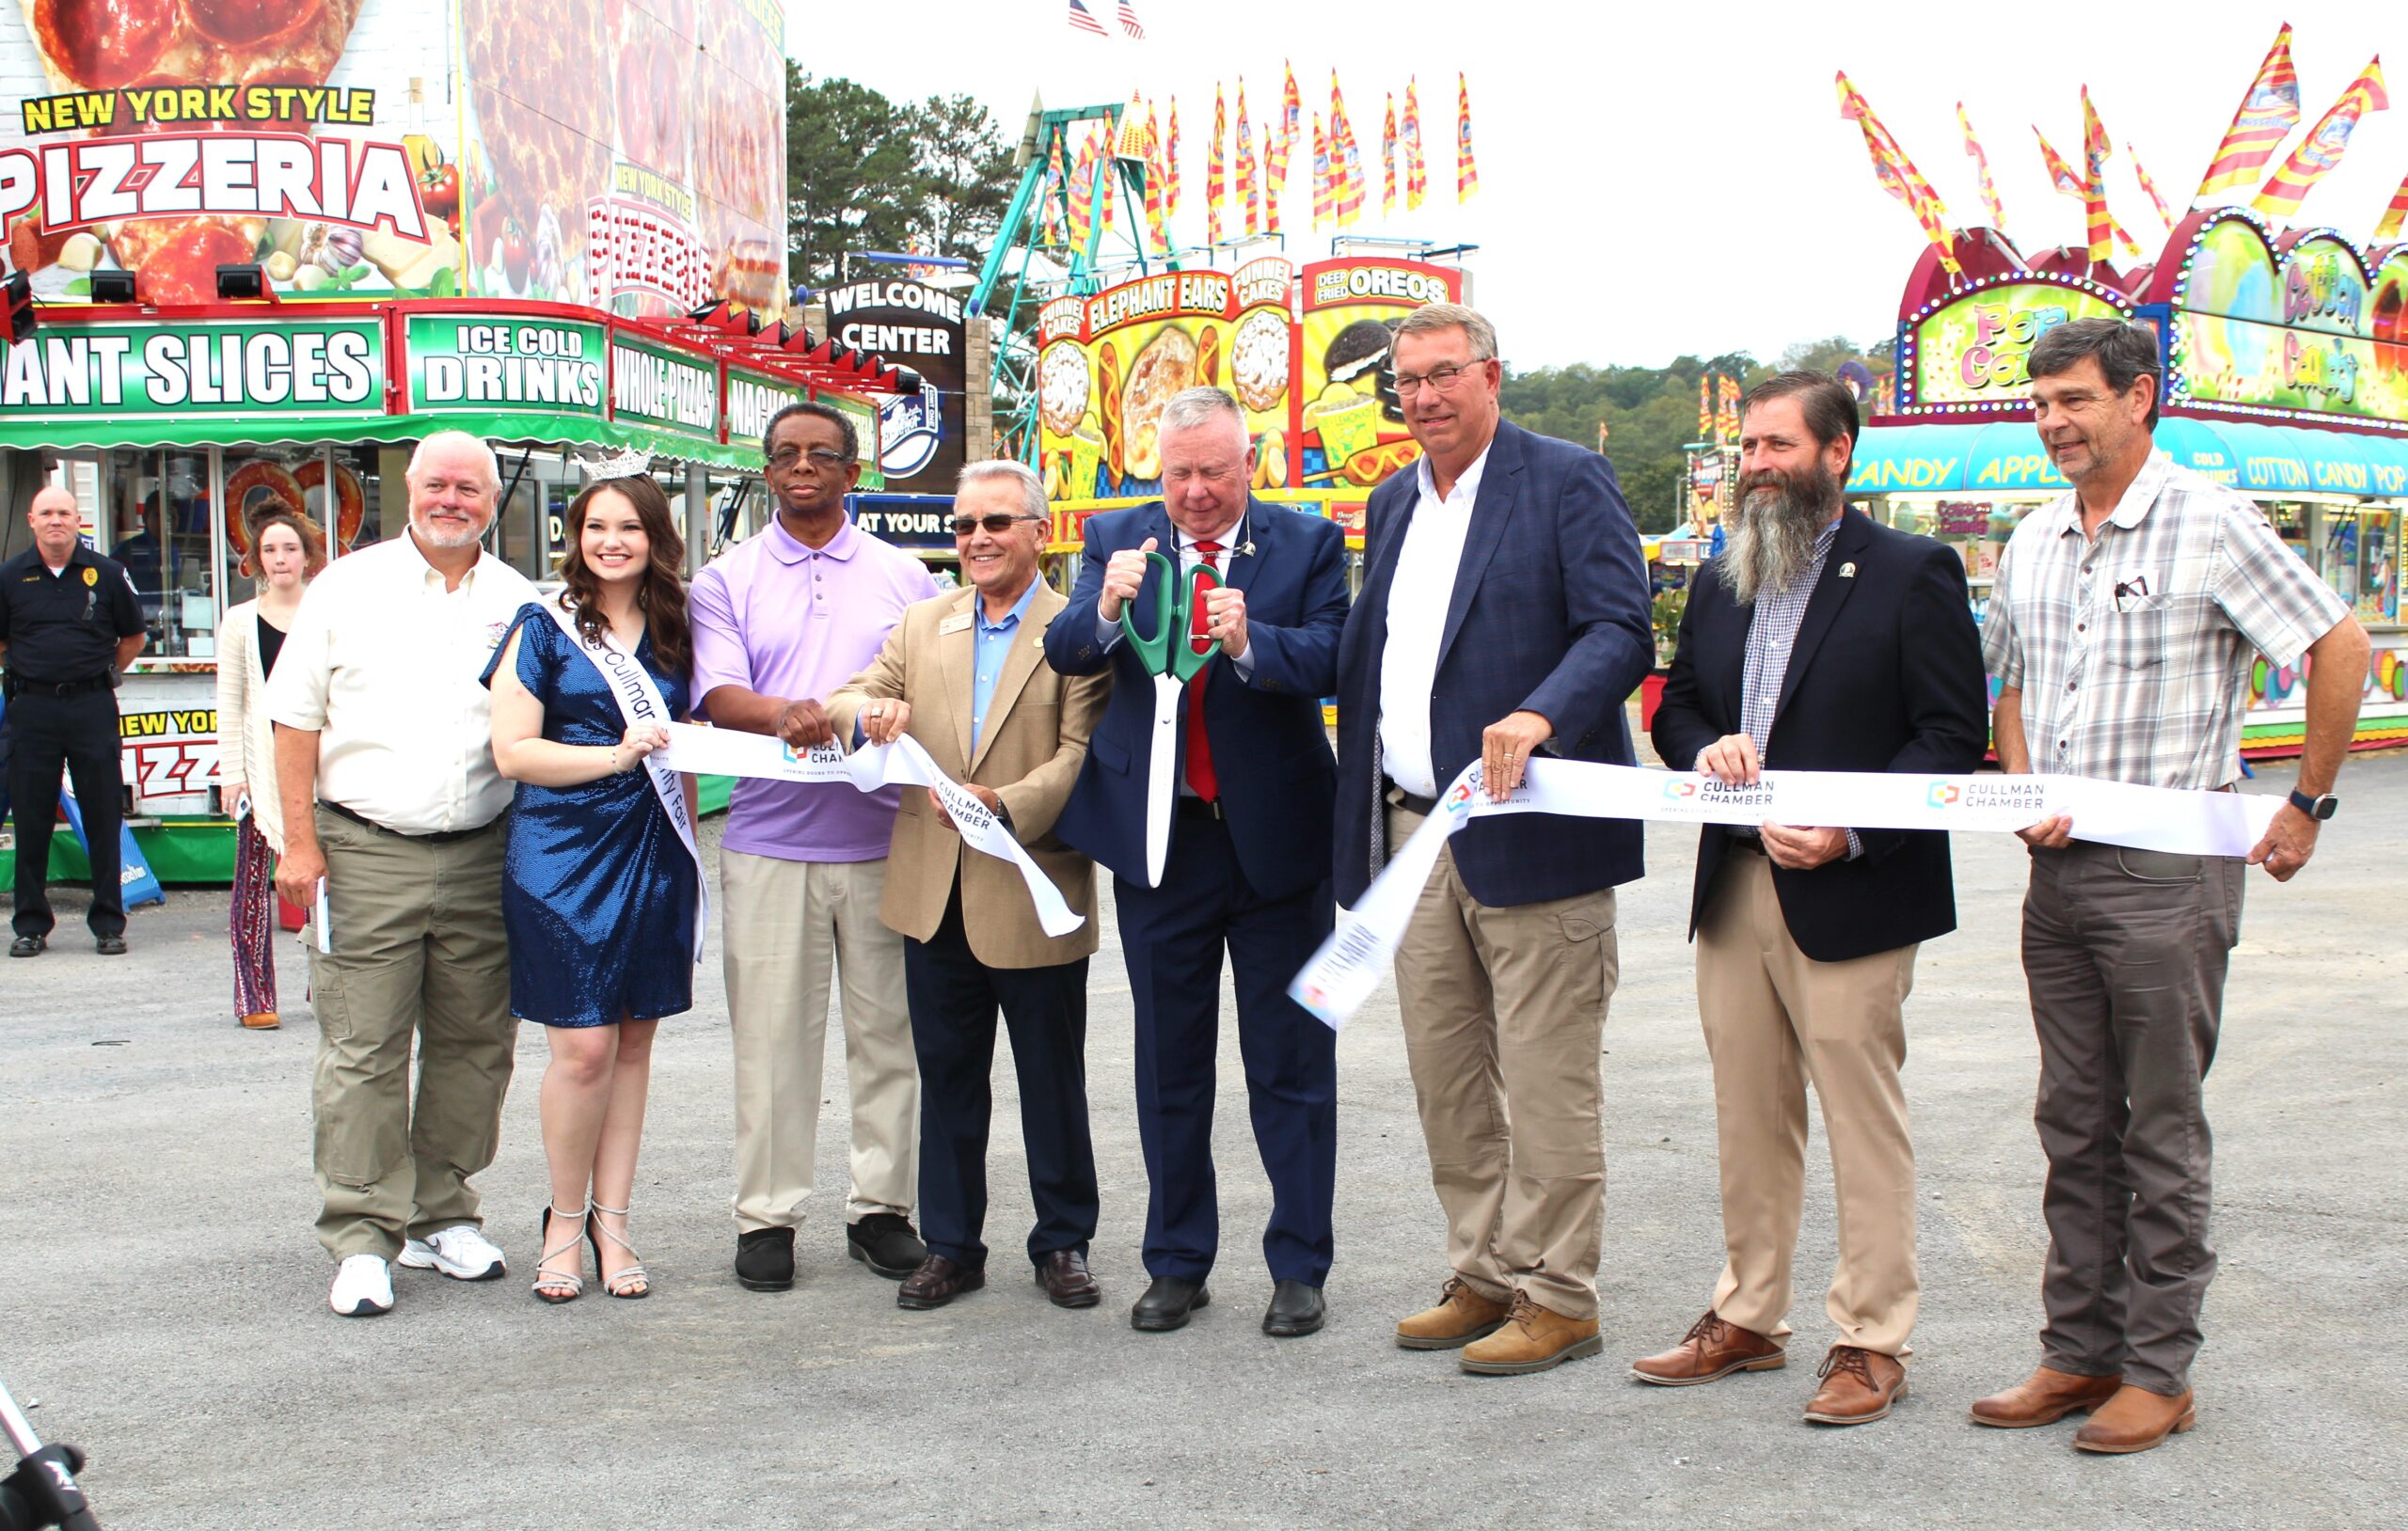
[
  {"left": 1378, "top": 445, "right": 1490, "bottom": 797},
  {"left": 266, "top": 529, "right": 539, "bottom": 835}
]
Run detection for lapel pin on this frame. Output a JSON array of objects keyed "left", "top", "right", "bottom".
[{"left": 1838, "top": 561, "right": 1858, "bottom": 579}]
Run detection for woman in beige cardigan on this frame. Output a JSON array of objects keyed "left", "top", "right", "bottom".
[{"left": 215, "top": 510, "right": 325, "bottom": 1029}]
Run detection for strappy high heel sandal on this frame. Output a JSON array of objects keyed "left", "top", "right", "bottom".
[
  {"left": 533, "top": 1200, "right": 590, "bottom": 1304},
  {"left": 589, "top": 1201, "right": 650, "bottom": 1300}
]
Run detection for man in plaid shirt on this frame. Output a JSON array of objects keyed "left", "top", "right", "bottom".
[{"left": 1973, "top": 319, "right": 2369, "bottom": 1454}]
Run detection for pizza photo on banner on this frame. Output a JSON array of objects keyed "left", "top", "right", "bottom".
[
  {"left": 0, "top": 0, "right": 460, "bottom": 305},
  {"left": 458, "top": 0, "right": 786, "bottom": 320},
  {"left": 826, "top": 273, "right": 968, "bottom": 489}
]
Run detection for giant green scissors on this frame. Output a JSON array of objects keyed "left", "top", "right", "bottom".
[{"left": 1119, "top": 549, "right": 1223, "bottom": 887}]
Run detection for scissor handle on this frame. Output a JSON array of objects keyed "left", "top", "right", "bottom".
[{"left": 1117, "top": 549, "right": 1223, "bottom": 683}]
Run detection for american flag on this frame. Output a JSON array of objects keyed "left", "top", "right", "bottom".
[
  {"left": 1117, "top": 0, "right": 1146, "bottom": 39},
  {"left": 1067, "top": 0, "right": 1105, "bottom": 35}
]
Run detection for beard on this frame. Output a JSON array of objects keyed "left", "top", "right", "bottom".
[
  {"left": 411, "top": 507, "right": 492, "bottom": 550},
  {"left": 1724, "top": 461, "right": 1842, "bottom": 605}
]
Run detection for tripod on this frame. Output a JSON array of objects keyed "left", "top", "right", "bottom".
[{"left": 0, "top": 1378, "right": 98, "bottom": 1531}]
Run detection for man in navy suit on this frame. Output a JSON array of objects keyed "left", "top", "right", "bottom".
[
  {"left": 1637, "top": 371, "right": 1988, "bottom": 1426},
  {"left": 1047, "top": 386, "right": 1349, "bottom": 1338},
  {"left": 1330, "top": 304, "right": 1655, "bottom": 1375}
]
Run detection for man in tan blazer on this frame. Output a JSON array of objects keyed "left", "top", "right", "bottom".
[{"left": 829, "top": 460, "right": 1110, "bottom": 1314}]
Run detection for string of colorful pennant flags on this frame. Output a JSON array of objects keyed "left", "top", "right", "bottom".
[
  {"left": 1026, "top": 57, "right": 1479, "bottom": 258},
  {"left": 1842, "top": 24, "right": 2403, "bottom": 281}
]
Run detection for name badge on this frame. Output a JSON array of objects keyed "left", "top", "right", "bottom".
[{"left": 939, "top": 612, "right": 974, "bottom": 635}]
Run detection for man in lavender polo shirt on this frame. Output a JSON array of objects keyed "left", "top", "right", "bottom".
[{"left": 690, "top": 401, "right": 941, "bottom": 1292}]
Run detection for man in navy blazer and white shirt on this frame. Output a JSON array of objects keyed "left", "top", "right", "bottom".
[
  {"left": 1047, "top": 386, "right": 1349, "bottom": 1339},
  {"left": 1330, "top": 303, "right": 1656, "bottom": 1375}
]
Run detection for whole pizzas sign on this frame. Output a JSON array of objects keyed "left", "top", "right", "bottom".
[{"left": 0, "top": 0, "right": 464, "bottom": 306}]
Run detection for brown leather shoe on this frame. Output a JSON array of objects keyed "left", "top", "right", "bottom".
[
  {"left": 1630, "top": 1309, "right": 1787, "bottom": 1386},
  {"left": 241, "top": 1012, "right": 280, "bottom": 1030},
  {"left": 1460, "top": 1292, "right": 1604, "bottom": 1376},
  {"left": 1804, "top": 1345, "right": 1908, "bottom": 1425},
  {"left": 895, "top": 1254, "right": 984, "bottom": 1310},
  {"left": 1035, "top": 1250, "right": 1101, "bottom": 1309},
  {"left": 1970, "top": 1365, "right": 2125, "bottom": 1428},
  {"left": 2073, "top": 1385, "right": 2197, "bottom": 1454},
  {"left": 1395, "top": 1275, "right": 1513, "bottom": 1351}
]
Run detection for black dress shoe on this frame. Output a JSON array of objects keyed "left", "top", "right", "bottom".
[
  {"left": 1036, "top": 1249, "right": 1101, "bottom": 1308},
  {"left": 897, "top": 1254, "right": 985, "bottom": 1310},
  {"left": 8, "top": 935, "right": 45, "bottom": 958},
  {"left": 848, "top": 1213, "right": 927, "bottom": 1280},
  {"left": 735, "top": 1226, "right": 795, "bottom": 1291},
  {"left": 1131, "top": 1275, "right": 1210, "bottom": 1332},
  {"left": 1262, "top": 1278, "right": 1326, "bottom": 1337},
  {"left": 94, "top": 935, "right": 127, "bottom": 955}
]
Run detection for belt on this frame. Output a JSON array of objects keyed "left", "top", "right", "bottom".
[
  {"left": 1176, "top": 795, "right": 1226, "bottom": 820},
  {"left": 2, "top": 672, "right": 113, "bottom": 698},
  {"left": 321, "top": 800, "right": 504, "bottom": 844},
  {"left": 1384, "top": 781, "right": 1438, "bottom": 817}
]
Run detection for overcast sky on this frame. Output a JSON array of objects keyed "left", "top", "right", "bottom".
[{"left": 784, "top": 1, "right": 2408, "bottom": 372}]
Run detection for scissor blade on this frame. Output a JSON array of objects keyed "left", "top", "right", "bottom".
[{"left": 1143, "top": 673, "right": 1181, "bottom": 888}]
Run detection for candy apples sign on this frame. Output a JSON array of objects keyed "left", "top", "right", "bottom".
[{"left": 0, "top": 0, "right": 461, "bottom": 306}]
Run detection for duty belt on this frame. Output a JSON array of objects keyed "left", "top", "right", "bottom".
[{"left": 1, "top": 672, "right": 113, "bottom": 698}]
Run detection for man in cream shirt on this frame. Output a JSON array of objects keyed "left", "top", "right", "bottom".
[{"left": 269, "top": 431, "right": 539, "bottom": 1317}]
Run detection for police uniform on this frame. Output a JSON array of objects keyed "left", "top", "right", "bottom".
[{"left": 1, "top": 542, "right": 144, "bottom": 946}]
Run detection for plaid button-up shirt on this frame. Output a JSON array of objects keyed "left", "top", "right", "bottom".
[
  {"left": 1982, "top": 450, "right": 2350, "bottom": 791},
  {"left": 1734, "top": 514, "right": 1859, "bottom": 858}
]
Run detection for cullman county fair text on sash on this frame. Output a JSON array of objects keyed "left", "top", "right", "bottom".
[
  {"left": 1290, "top": 761, "right": 2283, "bottom": 1030},
  {"left": 657, "top": 722, "right": 1085, "bottom": 938}
]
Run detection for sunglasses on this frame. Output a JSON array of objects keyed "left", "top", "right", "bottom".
[{"left": 951, "top": 513, "right": 1043, "bottom": 536}]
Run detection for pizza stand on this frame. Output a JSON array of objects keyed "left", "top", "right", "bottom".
[
  {"left": 1850, "top": 209, "right": 2408, "bottom": 757},
  {"left": 0, "top": 294, "right": 901, "bottom": 887}
]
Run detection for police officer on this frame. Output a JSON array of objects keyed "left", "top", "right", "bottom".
[{"left": 2, "top": 486, "right": 146, "bottom": 956}]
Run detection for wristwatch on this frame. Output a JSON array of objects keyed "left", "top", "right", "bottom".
[{"left": 2288, "top": 788, "right": 2338, "bottom": 821}]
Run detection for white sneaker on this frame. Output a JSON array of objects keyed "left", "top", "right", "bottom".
[
  {"left": 398, "top": 1224, "right": 508, "bottom": 1281},
  {"left": 330, "top": 1255, "right": 394, "bottom": 1317}
]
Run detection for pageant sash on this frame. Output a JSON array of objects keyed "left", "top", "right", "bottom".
[
  {"left": 541, "top": 600, "right": 708, "bottom": 963},
  {"left": 657, "top": 721, "right": 1084, "bottom": 939},
  {"left": 1289, "top": 759, "right": 2284, "bottom": 1030}
]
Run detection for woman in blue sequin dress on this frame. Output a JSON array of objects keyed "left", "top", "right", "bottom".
[{"left": 484, "top": 473, "right": 699, "bottom": 1302}]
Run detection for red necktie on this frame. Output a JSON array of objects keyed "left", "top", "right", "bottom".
[{"left": 1184, "top": 540, "right": 1222, "bottom": 801}]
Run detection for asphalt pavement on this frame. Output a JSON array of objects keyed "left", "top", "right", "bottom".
[{"left": 2, "top": 750, "right": 2403, "bottom": 1529}]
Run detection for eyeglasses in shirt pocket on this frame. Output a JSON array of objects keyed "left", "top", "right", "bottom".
[{"left": 2099, "top": 593, "right": 2172, "bottom": 671}]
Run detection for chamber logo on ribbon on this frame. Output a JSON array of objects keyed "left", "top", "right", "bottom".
[
  {"left": 1664, "top": 780, "right": 1698, "bottom": 799},
  {"left": 1928, "top": 782, "right": 1962, "bottom": 807}
]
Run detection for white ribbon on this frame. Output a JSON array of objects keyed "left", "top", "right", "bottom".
[
  {"left": 657, "top": 720, "right": 1085, "bottom": 938},
  {"left": 1289, "top": 758, "right": 2282, "bottom": 1030},
  {"left": 541, "top": 600, "right": 708, "bottom": 963}
]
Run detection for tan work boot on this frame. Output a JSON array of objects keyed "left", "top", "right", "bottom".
[
  {"left": 2073, "top": 1385, "right": 2196, "bottom": 1454},
  {"left": 1970, "top": 1365, "right": 2124, "bottom": 1428},
  {"left": 1804, "top": 1345, "right": 1908, "bottom": 1425},
  {"left": 1395, "top": 1275, "right": 1513, "bottom": 1350},
  {"left": 1460, "top": 1292, "right": 1602, "bottom": 1376},
  {"left": 1630, "top": 1309, "right": 1786, "bottom": 1386}
]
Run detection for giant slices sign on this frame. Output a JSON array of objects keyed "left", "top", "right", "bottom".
[{"left": 0, "top": 317, "right": 385, "bottom": 423}]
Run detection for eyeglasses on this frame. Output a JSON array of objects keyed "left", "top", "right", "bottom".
[
  {"left": 1391, "top": 361, "right": 1488, "bottom": 397},
  {"left": 951, "top": 513, "right": 1044, "bottom": 536},
  {"left": 767, "top": 447, "right": 853, "bottom": 471}
]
